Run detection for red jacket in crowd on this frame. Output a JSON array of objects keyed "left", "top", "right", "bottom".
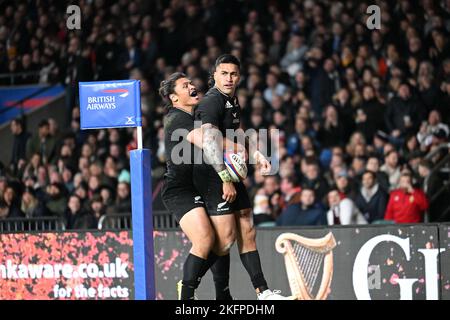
[{"left": 384, "top": 188, "right": 429, "bottom": 223}]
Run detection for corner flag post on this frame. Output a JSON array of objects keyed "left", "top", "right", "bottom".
[{"left": 79, "top": 79, "right": 155, "bottom": 300}]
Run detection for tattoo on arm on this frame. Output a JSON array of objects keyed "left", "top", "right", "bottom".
[{"left": 202, "top": 124, "right": 226, "bottom": 173}]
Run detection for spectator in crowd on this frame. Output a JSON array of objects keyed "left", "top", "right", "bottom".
[
  {"left": 353, "top": 170, "right": 389, "bottom": 223},
  {"left": 401, "top": 134, "right": 421, "bottom": 162},
  {"left": 73, "top": 182, "right": 89, "bottom": 209},
  {"left": 107, "top": 182, "right": 131, "bottom": 214},
  {"left": 268, "top": 29, "right": 285, "bottom": 64},
  {"left": 276, "top": 188, "right": 326, "bottom": 226},
  {"left": 317, "top": 105, "right": 346, "bottom": 149},
  {"left": 263, "top": 72, "right": 287, "bottom": 104},
  {"left": 279, "top": 176, "right": 302, "bottom": 210},
  {"left": 365, "top": 155, "right": 390, "bottom": 192},
  {"left": 44, "top": 183, "right": 67, "bottom": 220},
  {"left": 301, "top": 160, "right": 329, "bottom": 203},
  {"left": 61, "top": 165, "right": 75, "bottom": 194},
  {"left": 418, "top": 160, "right": 450, "bottom": 222},
  {"left": 287, "top": 116, "right": 317, "bottom": 157},
  {"left": 260, "top": 176, "right": 280, "bottom": 200},
  {"left": 333, "top": 88, "right": 354, "bottom": 141},
  {"left": 96, "top": 30, "right": 126, "bottom": 80},
  {"left": 0, "top": 201, "right": 9, "bottom": 219},
  {"left": 26, "top": 119, "right": 56, "bottom": 165},
  {"left": 280, "top": 34, "right": 308, "bottom": 76},
  {"left": 252, "top": 191, "right": 273, "bottom": 226},
  {"left": 417, "top": 110, "right": 449, "bottom": 150},
  {"left": 338, "top": 168, "right": 359, "bottom": 198},
  {"left": 124, "top": 35, "right": 142, "bottom": 76},
  {"left": 48, "top": 118, "right": 63, "bottom": 144},
  {"left": 17, "top": 53, "right": 39, "bottom": 84},
  {"left": 87, "top": 175, "right": 101, "bottom": 199},
  {"left": 3, "top": 186, "right": 24, "bottom": 218},
  {"left": 356, "top": 85, "right": 386, "bottom": 143},
  {"left": 65, "top": 195, "right": 88, "bottom": 229},
  {"left": 0, "top": 177, "right": 9, "bottom": 201},
  {"left": 381, "top": 150, "right": 402, "bottom": 191},
  {"left": 384, "top": 83, "right": 424, "bottom": 140},
  {"left": 141, "top": 31, "right": 158, "bottom": 72},
  {"left": 372, "top": 131, "right": 390, "bottom": 158},
  {"left": 325, "top": 147, "right": 345, "bottom": 180},
  {"left": 346, "top": 132, "right": 367, "bottom": 159},
  {"left": 99, "top": 185, "right": 115, "bottom": 210},
  {"left": 268, "top": 190, "right": 284, "bottom": 221},
  {"left": 9, "top": 118, "right": 30, "bottom": 175},
  {"left": 306, "top": 50, "right": 340, "bottom": 116},
  {"left": 326, "top": 189, "right": 367, "bottom": 225},
  {"left": 63, "top": 36, "right": 93, "bottom": 93},
  {"left": 20, "top": 186, "right": 48, "bottom": 218},
  {"left": 88, "top": 195, "right": 105, "bottom": 227},
  {"left": 385, "top": 173, "right": 429, "bottom": 223}
]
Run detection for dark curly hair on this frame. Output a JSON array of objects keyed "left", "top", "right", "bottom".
[{"left": 158, "top": 72, "right": 187, "bottom": 107}]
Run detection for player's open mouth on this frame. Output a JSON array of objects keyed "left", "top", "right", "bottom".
[{"left": 189, "top": 89, "right": 198, "bottom": 97}]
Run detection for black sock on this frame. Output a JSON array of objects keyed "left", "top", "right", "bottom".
[
  {"left": 199, "top": 252, "right": 219, "bottom": 278},
  {"left": 181, "top": 253, "right": 207, "bottom": 300},
  {"left": 210, "top": 254, "right": 233, "bottom": 300},
  {"left": 240, "top": 250, "right": 268, "bottom": 293}
]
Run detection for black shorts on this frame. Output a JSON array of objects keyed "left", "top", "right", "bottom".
[
  {"left": 161, "top": 178, "right": 206, "bottom": 222},
  {"left": 193, "top": 164, "right": 252, "bottom": 216}
]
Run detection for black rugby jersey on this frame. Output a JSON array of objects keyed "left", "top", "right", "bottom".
[
  {"left": 163, "top": 107, "right": 197, "bottom": 184},
  {"left": 195, "top": 87, "right": 241, "bottom": 134}
]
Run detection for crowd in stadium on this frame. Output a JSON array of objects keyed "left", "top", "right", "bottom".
[{"left": 0, "top": 0, "right": 450, "bottom": 229}]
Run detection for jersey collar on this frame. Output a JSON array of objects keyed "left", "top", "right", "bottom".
[
  {"left": 172, "top": 106, "right": 194, "bottom": 116},
  {"left": 214, "top": 86, "right": 235, "bottom": 100}
]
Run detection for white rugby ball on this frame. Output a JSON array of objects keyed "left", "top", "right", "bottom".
[{"left": 224, "top": 152, "right": 248, "bottom": 182}]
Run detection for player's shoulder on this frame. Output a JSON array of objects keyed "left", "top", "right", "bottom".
[
  {"left": 204, "top": 87, "right": 223, "bottom": 99},
  {"left": 199, "top": 87, "right": 224, "bottom": 108},
  {"left": 164, "top": 108, "right": 192, "bottom": 128}
]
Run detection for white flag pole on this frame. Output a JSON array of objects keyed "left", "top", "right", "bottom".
[{"left": 137, "top": 126, "right": 143, "bottom": 150}]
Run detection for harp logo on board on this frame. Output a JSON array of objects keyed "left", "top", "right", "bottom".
[{"left": 275, "top": 232, "right": 336, "bottom": 300}]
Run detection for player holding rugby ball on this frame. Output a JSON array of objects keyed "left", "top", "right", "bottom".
[{"left": 188, "top": 54, "right": 291, "bottom": 300}]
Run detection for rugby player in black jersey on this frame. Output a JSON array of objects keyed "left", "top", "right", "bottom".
[
  {"left": 187, "top": 54, "right": 291, "bottom": 300},
  {"left": 160, "top": 72, "right": 220, "bottom": 300}
]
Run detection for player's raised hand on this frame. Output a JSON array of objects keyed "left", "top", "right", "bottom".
[{"left": 254, "top": 151, "right": 271, "bottom": 175}]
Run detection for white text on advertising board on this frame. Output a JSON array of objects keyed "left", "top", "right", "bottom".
[{"left": 353, "top": 235, "right": 444, "bottom": 300}]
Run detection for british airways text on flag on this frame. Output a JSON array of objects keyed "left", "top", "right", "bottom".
[
  {"left": 85, "top": 89, "right": 131, "bottom": 110},
  {"left": 79, "top": 80, "right": 141, "bottom": 129}
]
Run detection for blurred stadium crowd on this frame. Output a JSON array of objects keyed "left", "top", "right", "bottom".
[{"left": 0, "top": 0, "right": 450, "bottom": 229}]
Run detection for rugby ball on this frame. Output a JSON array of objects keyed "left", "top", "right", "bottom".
[{"left": 224, "top": 152, "right": 248, "bottom": 182}]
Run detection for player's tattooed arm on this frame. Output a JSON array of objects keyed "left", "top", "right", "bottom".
[
  {"left": 187, "top": 127, "right": 243, "bottom": 155},
  {"left": 201, "top": 123, "right": 233, "bottom": 182},
  {"left": 202, "top": 123, "right": 225, "bottom": 172}
]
